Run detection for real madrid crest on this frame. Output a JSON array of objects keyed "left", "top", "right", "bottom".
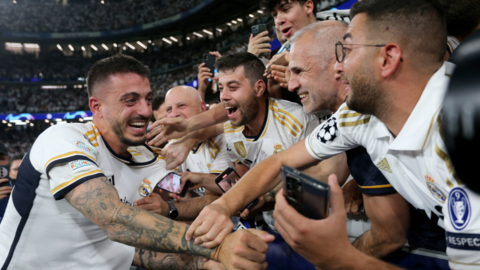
[
  {"left": 273, "top": 143, "right": 284, "bottom": 154},
  {"left": 424, "top": 173, "right": 446, "bottom": 203},
  {"left": 139, "top": 178, "right": 153, "bottom": 197},
  {"left": 234, "top": 141, "right": 247, "bottom": 158},
  {"left": 448, "top": 187, "right": 471, "bottom": 231}
]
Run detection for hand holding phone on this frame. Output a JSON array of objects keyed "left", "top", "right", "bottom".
[
  {"left": 251, "top": 24, "right": 270, "bottom": 58},
  {"left": 203, "top": 53, "right": 216, "bottom": 73},
  {"left": 281, "top": 166, "right": 330, "bottom": 220},
  {"left": 157, "top": 172, "right": 191, "bottom": 197},
  {"left": 215, "top": 167, "right": 258, "bottom": 211}
]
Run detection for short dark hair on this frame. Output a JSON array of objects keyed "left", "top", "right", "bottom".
[
  {"left": 10, "top": 154, "right": 23, "bottom": 163},
  {"left": 216, "top": 52, "right": 267, "bottom": 86},
  {"left": 87, "top": 54, "right": 150, "bottom": 97},
  {"left": 152, "top": 95, "right": 165, "bottom": 111},
  {"left": 351, "top": 0, "right": 447, "bottom": 65},
  {"left": 437, "top": 0, "right": 480, "bottom": 38},
  {"left": 261, "top": 0, "right": 317, "bottom": 15}
]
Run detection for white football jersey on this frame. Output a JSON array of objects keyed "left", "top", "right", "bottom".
[
  {"left": 0, "top": 122, "right": 170, "bottom": 270},
  {"left": 225, "top": 98, "right": 319, "bottom": 230},
  {"left": 179, "top": 134, "right": 233, "bottom": 195},
  {"left": 305, "top": 63, "right": 480, "bottom": 269}
]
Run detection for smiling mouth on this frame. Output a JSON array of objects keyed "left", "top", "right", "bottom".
[
  {"left": 225, "top": 106, "right": 238, "bottom": 117},
  {"left": 128, "top": 120, "right": 147, "bottom": 132},
  {"left": 299, "top": 93, "right": 308, "bottom": 99}
]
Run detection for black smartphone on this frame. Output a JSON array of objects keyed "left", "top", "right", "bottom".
[
  {"left": 281, "top": 166, "right": 330, "bottom": 220},
  {"left": 251, "top": 24, "right": 269, "bottom": 58},
  {"left": 0, "top": 165, "right": 12, "bottom": 188},
  {"left": 156, "top": 172, "right": 190, "bottom": 197},
  {"left": 203, "top": 53, "right": 216, "bottom": 73},
  {"left": 215, "top": 167, "right": 258, "bottom": 211}
]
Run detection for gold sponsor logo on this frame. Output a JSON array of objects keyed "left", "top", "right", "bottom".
[{"left": 234, "top": 141, "right": 247, "bottom": 158}]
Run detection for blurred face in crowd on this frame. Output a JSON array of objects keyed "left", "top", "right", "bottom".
[
  {"left": 0, "top": 154, "right": 8, "bottom": 166},
  {"left": 335, "top": 14, "right": 380, "bottom": 115},
  {"left": 165, "top": 86, "right": 206, "bottom": 120},
  {"left": 271, "top": 0, "right": 314, "bottom": 40},
  {"left": 153, "top": 103, "right": 167, "bottom": 122},
  {"left": 9, "top": 159, "right": 21, "bottom": 180},
  {"left": 94, "top": 73, "right": 153, "bottom": 147},
  {"left": 289, "top": 34, "right": 344, "bottom": 113},
  {"left": 219, "top": 66, "right": 260, "bottom": 127}
]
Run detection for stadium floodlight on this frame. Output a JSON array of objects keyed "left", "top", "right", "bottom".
[
  {"left": 193, "top": 32, "right": 203, "bottom": 38},
  {"left": 257, "top": 10, "right": 264, "bottom": 14},
  {"left": 186, "top": 37, "right": 191, "bottom": 40},
  {"left": 101, "top": 0, "right": 104, "bottom": 4},
  {"left": 162, "top": 38, "right": 172, "bottom": 44},
  {"left": 45, "top": 120, "right": 49, "bottom": 123},
  {"left": 57, "top": 44, "right": 63, "bottom": 51},
  {"left": 30, "top": 123, "right": 34, "bottom": 127},
  {"left": 202, "top": 29, "right": 213, "bottom": 35},
  {"left": 125, "top": 42, "right": 135, "bottom": 50},
  {"left": 5, "top": 42, "right": 22, "bottom": 48},
  {"left": 227, "top": 23, "right": 232, "bottom": 26},
  {"left": 249, "top": 14, "right": 254, "bottom": 18},
  {"left": 231, "top": 20, "right": 237, "bottom": 24},
  {"left": 79, "top": 118, "right": 84, "bottom": 122},
  {"left": 170, "top": 36, "right": 178, "bottom": 42},
  {"left": 217, "top": 28, "right": 222, "bottom": 32},
  {"left": 90, "top": 44, "right": 98, "bottom": 51},
  {"left": 102, "top": 44, "right": 109, "bottom": 50},
  {"left": 148, "top": 40, "right": 152, "bottom": 43},
  {"left": 15, "top": 122, "right": 27, "bottom": 126},
  {"left": 68, "top": 44, "right": 74, "bottom": 51},
  {"left": 81, "top": 46, "right": 86, "bottom": 51},
  {"left": 136, "top": 41, "right": 147, "bottom": 49},
  {"left": 237, "top": 18, "right": 243, "bottom": 22},
  {"left": 24, "top": 43, "right": 40, "bottom": 49},
  {"left": 12, "top": 0, "right": 16, "bottom": 4},
  {"left": 7, "top": 123, "right": 12, "bottom": 127},
  {"left": 113, "top": 43, "right": 117, "bottom": 47},
  {"left": 1, "top": 120, "right": 6, "bottom": 124}
]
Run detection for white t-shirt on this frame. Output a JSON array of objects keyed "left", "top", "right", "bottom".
[
  {"left": 0, "top": 122, "right": 170, "bottom": 270},
  {"left": 305, "top": 62, "right": 480, "bottom": 269},
  {"left": 225, "top": 98, "right": 319, "bottom": 230}
]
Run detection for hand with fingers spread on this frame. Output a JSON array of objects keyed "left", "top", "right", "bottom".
[
  {"left": 211, "top": 229, "right": 274, "bottom": 270},
  {"left": 146, "top": 117, "right": 190, "bottom": 147},
  {"left": 342, "top": 179, "right": 363, "bottom": 215},
  {"left": 248, "top": 31, "right": 271, "bottom": 58},
  {"left": 185, "top": 201, "right": 234, "bottom": 249},
  {"left": 0, "top": 178, "right": 12, "bottom": 201},
  {"left": 133, "top": 192, "right": 170, "bottom": 217}
]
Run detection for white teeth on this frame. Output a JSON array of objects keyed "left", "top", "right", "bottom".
[
  {"left": 225, "top": 106, "right": 232, "bottom": 110},
  {"left": 130, "top": 122, "right": 145, "bottom": 127},
  {"left": 299, "top": 93, "right": 308, "bottom": 99}
]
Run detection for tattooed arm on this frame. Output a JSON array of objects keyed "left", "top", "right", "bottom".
[
  {"left": 65, "top": 176, "right": 272, "bottom": 270},
  {"left": 133, "top": 248, "right": 225, "bottom": 270},
  {"left": 65, "top": 176, "right": 214, "bottom": 257}
]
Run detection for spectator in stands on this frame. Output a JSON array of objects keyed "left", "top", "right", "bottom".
[
  {"left": 8, "top": 154, "right": 23, "bottom": 180},
  {"left": 151, "top": 95, "right": 166, "bottom": 123},
  {"left": 0, "top": 142, "right": 11, "bottom": 224}
]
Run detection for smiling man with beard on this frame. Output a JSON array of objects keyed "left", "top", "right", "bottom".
[{"left": 209, "top": 52, "right": 319, "bottom": 234}]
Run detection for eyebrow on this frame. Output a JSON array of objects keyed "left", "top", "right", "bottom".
[
  {"left": 219, "top": 80, "right": 240, "bottom": 86},
  {"left": 119, "top": 91, "right": 153, "bottom": 100},
  {"left": 343, "top": 33, "right": 352, "bottom": 40}
]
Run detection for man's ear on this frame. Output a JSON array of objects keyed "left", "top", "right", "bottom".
[
  {"left": 304, "top": 0, "right": 314, "bottom": 16},
  {"left": 254, "top": 79, "right": 267, "bottom": 97},
  {"left": 200, "top": 101, "right": 207, "bottom": 112},
  {"left": 379, "top": 43, "right": 402, "bottom": 78},
  {"left": 89, "top": 96, "right": 102, "bottom": 118}
]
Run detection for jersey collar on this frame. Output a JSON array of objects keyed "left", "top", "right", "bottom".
[
  {"left": 244, "top": 98, "right": 269, "bottom": 142},
  {"left": 102, "top": 137, "right": 158, "bottom": 166},
  {"left": 389, "top": 62, "right": 451, "bottom": 151}
]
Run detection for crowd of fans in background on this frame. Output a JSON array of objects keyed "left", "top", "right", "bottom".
[{"left": 0, "top": 0, "right": 203, "bottom": 33}]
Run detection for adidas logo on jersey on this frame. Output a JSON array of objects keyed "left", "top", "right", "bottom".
[{"left": 376, "top": 158, "right": 392, "bottom": 173}]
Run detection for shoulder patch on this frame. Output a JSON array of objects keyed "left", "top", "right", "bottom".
[
  {"left": 316, "top": 117, "right": 338, "bottom": 143},
  {"left": 69, "top": 160, "right": 95, "bottom": 171},
  {"left": 449, "top": 187, "right": 471, "bottom": 231},
  {"left": 76, "top": 141, "right": 98, "bottom": 158}
]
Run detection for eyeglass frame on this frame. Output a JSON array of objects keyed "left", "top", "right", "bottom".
[{"left": 335, "top": 41, "right": 386, "bottom": 63}]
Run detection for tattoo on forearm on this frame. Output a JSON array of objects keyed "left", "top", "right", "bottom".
[
  {"left": 65, "top": 177, "right": 216, "bottom": 258},
  {"left": 134, "top": 248, "right": 206, "bottom": 270}
]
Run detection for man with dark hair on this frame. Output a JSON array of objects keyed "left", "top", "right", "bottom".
[
  {"left": 188, "top": 0, "right": 474, "bottom": 269},
  {"left": 0, "top": 54, "right": 273, "bottom": 270},
  {"left": 438, "top": 0, "right": 480, "bottom": 43},
  {"left": 8, "top": 154, "right": 23, "bottom": 180},
  {"left": 187, "top": 52, "right": 318, "bottom": 242}
]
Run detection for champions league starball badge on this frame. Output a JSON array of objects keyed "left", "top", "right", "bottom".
[
  {"left": 448, "top": 187, "right": 471, "bottom": 231},
  {"left": 317, "top": 117, "right": 338, "bottom": 143}
]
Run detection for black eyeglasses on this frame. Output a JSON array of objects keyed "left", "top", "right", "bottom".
[{"left": 335, "top": 41, "right": 386, "bottom": 63}]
